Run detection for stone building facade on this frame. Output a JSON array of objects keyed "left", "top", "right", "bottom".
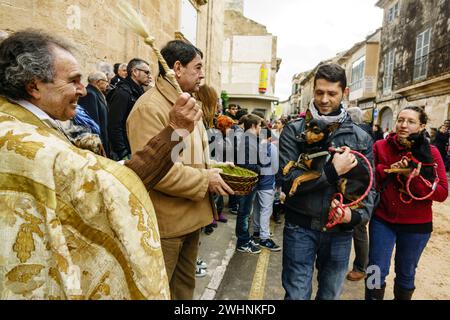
[
  {"left": 221, "top": 0, "right": 281, "bottom": 119},
  {"left": 291, "top": 0, "right": 449, "bottom": 130},
  {"left": 337, "top": 29, "right": 381, "bottom": 123},
  {"left": 0, "top": 0, "right": 224, "bottom": 90},
  {"left": 289, "top": 72, "right": 304, "bottom": 115},
  {"left": 291, "top": 29, "right": 381, "bottom": 121},
  {"left": 375, "top": 0, "right": 450, "bottom": 130}
]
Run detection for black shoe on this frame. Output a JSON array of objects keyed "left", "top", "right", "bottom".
[
  {"left": 365, "top": 282, "right": 386, "bottom": 300},
  {"left": 394, "top": 283, "right": 414, "bottom": 300},
  {"left": 259, "top": 238, "right": 281, "bottom": 252},
  {"left": 204, "top": 225, "right": 214, "bottom": 235},
  {"left": 229, "top": 208, "right": 238, "bottom": 215},
  {"left": 252, "top": 232, "right": 260, "bottom": 242}
]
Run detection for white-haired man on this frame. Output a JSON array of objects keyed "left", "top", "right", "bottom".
[
  {"left": 0, "top": 29, "right": 202, "bottom": 300},
  {"left": 78, "top": 71, "right": 110, "bottom": 156}
]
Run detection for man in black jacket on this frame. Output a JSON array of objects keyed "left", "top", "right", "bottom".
[
  {"left": 110, "top": 63, "right": 128, "bottom": 88},
  {"left": 279, "top": 64, "right": 377, "bottom": 300},
  {"left": 108, "top": 58, "right": 152, "bottom": 160},
  {"left": 78, "top": 71, "right": 110, "bottom": 157}
]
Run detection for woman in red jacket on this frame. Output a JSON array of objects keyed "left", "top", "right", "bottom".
[{"left": 365, "top": 106, "right": 448, "bottom": 300}]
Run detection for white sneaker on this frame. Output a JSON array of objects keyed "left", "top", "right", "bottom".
[
  {"left": 196, "top": 259, "right": 207, "bottom": 269},
  {"left": 195, "top": 267, "right": 207, "bottom": 278}
]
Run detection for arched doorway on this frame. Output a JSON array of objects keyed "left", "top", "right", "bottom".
[{"left": 379, "top": 107, "right": 393, "bottom": 131}]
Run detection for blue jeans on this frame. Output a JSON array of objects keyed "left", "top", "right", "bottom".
[
  {"left": 352, "top": 222, "right": 369, "bottom": 273},
  {"left": 367, "top": 217, "right": 430, "bottom": 290},
  {"left": 228, "top": 195, "right": 238, "bottom": 210},
  {"left": 235, "top": 190, "right": 256, "bottom": 247},
  {"left": 282, "top": 222, "right": 352, "bottom": 300}
]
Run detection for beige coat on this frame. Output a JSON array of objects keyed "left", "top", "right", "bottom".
[{"left": 127, "top": 76, "right": 214, "bottom": 238}]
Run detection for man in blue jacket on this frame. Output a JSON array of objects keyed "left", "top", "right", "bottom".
[
  {"left": 278, "top": 64, "right": 377, "bottom": 300},
  {"left": 235, "top": 114, "right": 263, "bottom": 254},
  {"left": 252, "top": 128, "right": 281, "bottom": 251}
]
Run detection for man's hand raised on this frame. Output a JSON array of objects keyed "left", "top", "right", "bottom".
[{"left": 169, "top": 93, "right": 203, "bottom": 136}]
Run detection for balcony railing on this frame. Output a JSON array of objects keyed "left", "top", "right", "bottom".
[{"left": 392, "top": 42, "right": 450, "bottom": 90}]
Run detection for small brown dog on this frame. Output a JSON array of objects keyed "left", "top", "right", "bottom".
[
  {"left": 283, "top": 118, "right": 370, "bottom": 208},
  {"left": 282, "top": 119, "right": 339, "bottom": 197},
  {"left": 384, "top": 130, "right": 434, "bottom": 182}
]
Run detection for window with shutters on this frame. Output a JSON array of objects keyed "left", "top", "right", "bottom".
[
  {"left": 350, "top": 56, "right": 365, "bottom": 92},
  {"left": 387, "top": 2, "right": 399, "bottom": 23},
  {"left": 414, "top": 28, "right": 431, "bottom": 81},
  {"left": 383, "top": 50, "right": 395, "bottom": 94}
]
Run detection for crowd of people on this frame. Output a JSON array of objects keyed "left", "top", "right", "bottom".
[{"left": 0, "top": 29, "right": 448, "bottom": 301}]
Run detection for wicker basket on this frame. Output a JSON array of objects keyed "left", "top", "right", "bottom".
[{"left": 213, "top": 165, "right": 258, "bottom": 196}]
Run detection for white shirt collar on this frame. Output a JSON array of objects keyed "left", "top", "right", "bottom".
[
  {"left": 15, "top": 99, "right": 53, "bottom": 121},
  {"left": 14, "top": 99, "right": 65, "bottom": 132}
]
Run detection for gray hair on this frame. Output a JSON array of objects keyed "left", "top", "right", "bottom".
[
  {"left": 97, "top": 61, "right": 113, "bottom": 77},
  {"left": 346, "top": 106, "right": 363, "bottom": 124},
  {"left": 0, "top": 29, "right": 73, "bottom": 100},
  {"left": 127, "top": 58, "right": 149, "bottom": 76},
  {"left": 88, "top": 71, "right": 107, "bottom": 84}
]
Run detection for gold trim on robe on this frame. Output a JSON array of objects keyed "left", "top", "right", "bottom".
[{"left": 0, "top": 97, "right": 169, "bottom": 300}]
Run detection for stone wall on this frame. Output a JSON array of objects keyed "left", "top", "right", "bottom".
[
  {"left": 375, "top": 0, "right": 450, "bottom": 129},
  {"left": 224, "top": 0, "right": 243, "bottom": 14},
  {"left": 224, "top": 10, "right": 267, "bottom": 36},
  {"left": 198, "top": 0, "right": 224, "bottom": 90},
  {"left": 0, "top": 0, "right": 224, "bottom": 90}
]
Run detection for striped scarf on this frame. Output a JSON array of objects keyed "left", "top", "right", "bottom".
[{"left": 308, "top": 99, "right": 348, "bottom": 124}]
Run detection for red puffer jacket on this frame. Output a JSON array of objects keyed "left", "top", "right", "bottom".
[{"left": 373, "top": 133, "right": 448, "bottom": 224}]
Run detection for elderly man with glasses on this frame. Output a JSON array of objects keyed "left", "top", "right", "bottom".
[{"left": 108, "top": 58, "right": 152, "bottom": 160}]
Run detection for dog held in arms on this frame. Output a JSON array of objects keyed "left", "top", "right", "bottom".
[
  {"left": 282, "top": 118, "right": 370, "bottom": 208},
  {"left": 384, "top": 130, "right": 434, "bottom": 183}
]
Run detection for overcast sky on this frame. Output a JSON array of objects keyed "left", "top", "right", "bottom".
[{"left": 243, "top": 0, "right": 384, "bottom": 101}]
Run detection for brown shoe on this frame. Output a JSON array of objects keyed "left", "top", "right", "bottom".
[{"left": 346, "top": 270, "right": 365, "bottom": 281}]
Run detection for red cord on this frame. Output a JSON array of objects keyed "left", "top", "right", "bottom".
[
  {"left": 394, "top": 152, "right": 439, "bottom": 203},
  {"left": 325, "top": 148, "right": 374, "bottom": 229},
  {"left": 399, "top": 165, "right": 439, "bottom": 203}
]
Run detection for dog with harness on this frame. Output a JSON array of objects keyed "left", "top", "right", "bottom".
[
  {"left": 384, "top": 130, "right": 439, "bottom": 203},
  {"left": 282, "top": 116, "right": 372, "bottom": 211}
]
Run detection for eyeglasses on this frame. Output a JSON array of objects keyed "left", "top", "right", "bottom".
[
  {"left": 396, "top": 118, "right": 419, "bottom": 126},
  {"left": 136, "top": 68, "right": 151, "bottom": 75}
]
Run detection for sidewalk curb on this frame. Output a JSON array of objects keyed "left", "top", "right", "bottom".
[{"left": 200, "top": 236, "right": 236, "bottom": 300}]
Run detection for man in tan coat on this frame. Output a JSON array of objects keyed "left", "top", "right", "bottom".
[{"left": 127, "top": 40, "right": 233, "bottom": 300}]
